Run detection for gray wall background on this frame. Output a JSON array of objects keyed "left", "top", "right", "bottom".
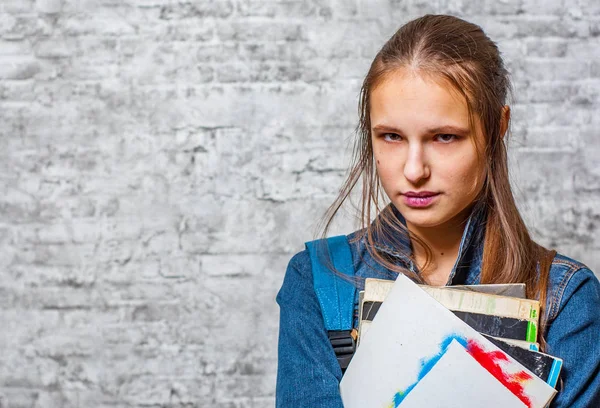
[{"left": 0, "top": 0, "right": 599, "bottom": 407}]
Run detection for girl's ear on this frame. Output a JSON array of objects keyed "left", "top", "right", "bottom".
[{"left": 499, "top": 105, "right": 511, "bottom": 138}]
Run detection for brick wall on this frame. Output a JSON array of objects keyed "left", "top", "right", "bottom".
[{"left": 0, "top": 0, "right": 598, "bottom": 406}]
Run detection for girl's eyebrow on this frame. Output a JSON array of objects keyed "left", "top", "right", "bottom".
[{"left": 372, "top": 124, "right": 470, "bottom": 135}]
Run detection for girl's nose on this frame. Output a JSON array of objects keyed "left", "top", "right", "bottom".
[{"left": 403, "top": 145, "right": 430, "bottom": 184}]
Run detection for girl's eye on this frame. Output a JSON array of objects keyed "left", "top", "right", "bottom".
[
  {"left": 436, "top": 134, "right": 458, "bottom": 143},
  {"left": 382, "top": 133, "right": 402, "bottom": 142}
]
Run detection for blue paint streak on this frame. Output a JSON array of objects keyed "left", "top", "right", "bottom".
[{"left": 391, "top": 334, "right": 468, "bottom": 407}]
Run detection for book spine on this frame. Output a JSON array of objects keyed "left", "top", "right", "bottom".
[{"left": 547, "top": 360, "right": 563, "bottom": 388}]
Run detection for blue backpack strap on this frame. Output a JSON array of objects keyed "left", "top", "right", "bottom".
[
  {"left": 305, "top": 235, "right": 356, "bottom": 331},
  {"left": 305, "top": 235, "right": 357, "bottom": 371}
]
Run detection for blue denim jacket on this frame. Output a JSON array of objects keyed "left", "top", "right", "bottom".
[{"left": 276, "top": 208, "right": 600, "bottom": 407}]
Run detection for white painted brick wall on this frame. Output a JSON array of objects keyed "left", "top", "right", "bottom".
[{"left": 0, "top": 0, "right": 598, "bottom": 406}]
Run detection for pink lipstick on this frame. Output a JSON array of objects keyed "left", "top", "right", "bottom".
[{"left": 402, "top": 191, "right": 439, "bottom": 208}]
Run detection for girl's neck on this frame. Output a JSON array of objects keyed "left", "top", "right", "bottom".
[{"left": 407, "top": 209, "right": 471, "bottom": 286}]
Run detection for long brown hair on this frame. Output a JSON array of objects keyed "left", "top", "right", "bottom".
[{"left": 319, "top": 15, "right": 554, "bottom": 346}]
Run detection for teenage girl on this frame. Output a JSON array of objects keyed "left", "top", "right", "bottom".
[{"left": 276, "top": 14, "right": 600, "bottom": 407}]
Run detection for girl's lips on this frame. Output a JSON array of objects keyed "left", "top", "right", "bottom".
[{"left": 402, "top": 193, "right": 440, "bottom": 208}]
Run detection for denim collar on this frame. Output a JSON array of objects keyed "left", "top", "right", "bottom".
[{"left": 369, "top": 202, "right": 486, "bottom": 285}]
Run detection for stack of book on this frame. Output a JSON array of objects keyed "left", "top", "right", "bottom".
[{"left": 340, "top": 275, "right": 563, "bottom": 408}]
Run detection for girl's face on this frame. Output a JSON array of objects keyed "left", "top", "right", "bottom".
[{"left": 370, "top": 69, "right": 485, "bottom": 232}]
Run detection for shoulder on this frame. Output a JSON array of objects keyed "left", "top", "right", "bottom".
[
  {"left": 287, "top": 248, "right": 312, "bottom": 275},
  {"left": 276, "top": 249, "right": 312, "bottom": 305},
  {"left": 546, "top": 252, "right": 600, "bottom": 322}
]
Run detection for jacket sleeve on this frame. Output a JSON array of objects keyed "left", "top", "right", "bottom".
[
  {"left": 546, "top": 267, "right": 600, "bottom": 408},
  {"left": 275, "top": 250, "right": 345, "bottom": 408}
]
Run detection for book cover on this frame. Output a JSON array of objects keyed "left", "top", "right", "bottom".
[{"left": 452, "top": 311, "right": 537, "bottom": 342}]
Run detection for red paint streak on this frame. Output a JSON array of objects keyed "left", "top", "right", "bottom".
[{"left": 467, "top": 339, "right": 533, "bottom": 408}]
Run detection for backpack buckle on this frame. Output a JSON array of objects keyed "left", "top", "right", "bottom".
[{"left": 328, "top": 330, "right": 356, "bottom": 371}]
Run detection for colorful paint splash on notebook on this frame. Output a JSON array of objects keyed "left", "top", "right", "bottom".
[{"left": 389, "top": 334, "right": 533, "bottom": 408}]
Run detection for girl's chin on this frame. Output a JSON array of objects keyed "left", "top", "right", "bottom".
[
  {"left": 399, "top": 207, "right": 473, "bottom": 231},
  {"left": 404, "top": 219, "right": 447, "bottom": 230},
  {"left": 395, "top": 206, "right": 451, "bottom": 229}
]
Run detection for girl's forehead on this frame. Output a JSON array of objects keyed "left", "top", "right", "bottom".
[
  {"left": 370, "top": 69, "right": 471, "bottom": 130},
  {"left": 373, "top": 68, "right": 467, "bottom": 106}
]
